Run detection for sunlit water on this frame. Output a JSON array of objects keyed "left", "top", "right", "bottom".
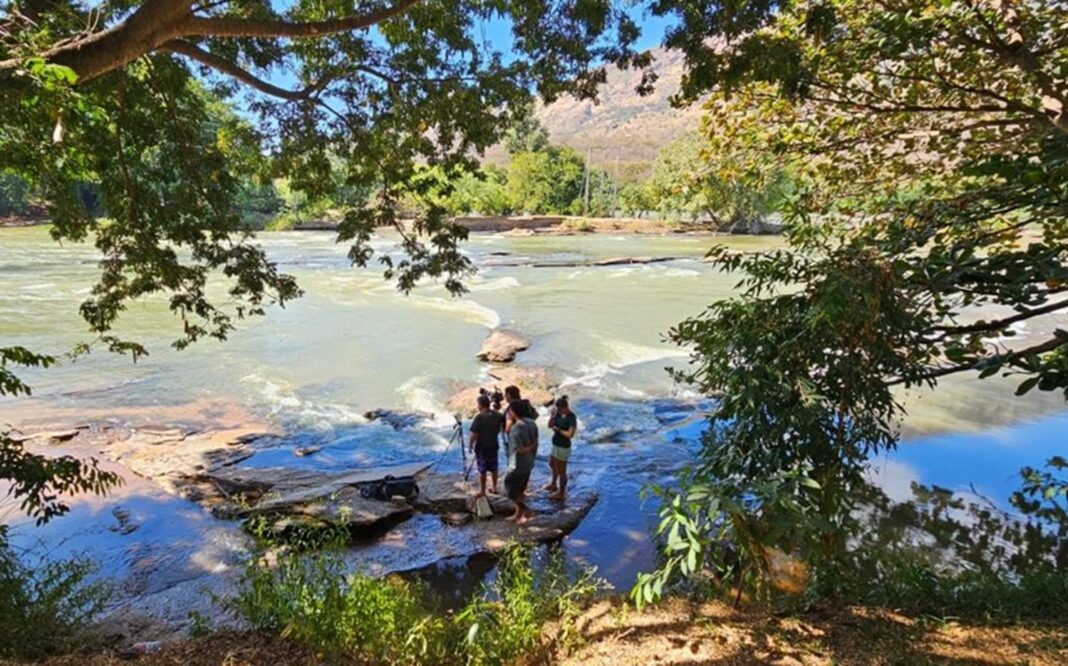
[{"left": 1, "top": 226, "right": 1066, "bottom": 627}]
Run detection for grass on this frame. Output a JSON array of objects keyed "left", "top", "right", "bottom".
[{"left": 228, "top": 544, "right": 605, "bottom": 666}]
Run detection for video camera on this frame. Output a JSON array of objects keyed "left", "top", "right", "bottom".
[{"left": 479, "top": 386, "right": 504, "bottom": 411}]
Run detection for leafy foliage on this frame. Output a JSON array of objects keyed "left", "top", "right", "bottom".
[
  {"left": 0, "top": 347, "right": 121, "bottom": 530},
  {"left": 637, "top": 0, "right": 1068, "bottom": 605},
  {"left": 0, "top": 0, "right": 647, "bottom": 537},
  {"left": 506, "top": 146, "right": 586, "bottom": 215},
  {"left": 0, "top": 170, "right": 35, "bottom": 216},
  {"left": 0, "top": 545, "right": 111, "bottom": 660},
  {"left": 231, "top": 544, "right": 603, "bottom": 666}
]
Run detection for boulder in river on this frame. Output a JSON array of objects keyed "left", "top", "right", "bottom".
[
  {"left": 487, "top": 366, "right": 557, "bottom": 406},
  {"left": 476, "top": 329, "right": 531, "bottom": 363},
  {"left": 446, "top": 366, "right": 558, "bottom": 416}
]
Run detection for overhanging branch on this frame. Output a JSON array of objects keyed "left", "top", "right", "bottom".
[
  {"left": 886, "top": 334, "right": 1068, "bottom": 387},
  {"left": 163, "top": 40, "right": 327, "bottom": 100}
]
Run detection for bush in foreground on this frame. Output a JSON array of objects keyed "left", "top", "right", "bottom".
[
  {"left": 0, "top": 541, "right": 110, "bottom": 661},
  {"left": 230, "top": 545, "right": 603, "bottom": 666}
]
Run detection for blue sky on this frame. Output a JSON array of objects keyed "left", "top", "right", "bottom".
[{"left": 246, "top": 3, "right": 678, "bottom": 96}]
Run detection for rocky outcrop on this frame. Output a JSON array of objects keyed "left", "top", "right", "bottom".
[
  {"left": 23, "top": 418, "right": 598, "bottom": 561},
  {"left": 485, "top": 255, "right": 687, "bottom": 268},
  {"left": 364, "top": 409, "right": 432, "bottom": 430},
  {"left": 446, "top": 366, "right": 558, "bottom": 416},
  {"left": 592, "top": 256, "right": 683, "bottom": 266},
  {"left": 488, "top": 366, "right": 557, "bottom": 406},
  {"left": 101, "top": 426, "right": 270, "bottom": 495},
  {"left": 461, "top": 490, "right": 599, "bottom": 549},
  {"left": 476, "top": 329, "right": 530, "bottom": 363}
]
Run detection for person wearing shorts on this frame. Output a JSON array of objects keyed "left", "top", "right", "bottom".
[
  {"left": 469, "top": 394, "right": 503, "bottom": 497},
  {"left": 504, "top": 402, "right": 538, "bottom": 524},
  {"left": 545, "top": 396, "right": 577, "bottom": 500}
]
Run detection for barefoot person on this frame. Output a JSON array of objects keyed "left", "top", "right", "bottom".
[
  {"left": 469, "top": 394, "right": 503, "bottom": 496},
  {"left": 545, "top": 396, "right": 577, "bottom": 500},
  {"left": 504, "top": 400, "right": 538, "bottom": 524}
]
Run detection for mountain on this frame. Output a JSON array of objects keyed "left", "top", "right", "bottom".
[
  {"left": 536, "top": 48, "right": 704, "bottom": 170},
  {"left": 484, "top": 47, "right": 704, "bottom": 174}
]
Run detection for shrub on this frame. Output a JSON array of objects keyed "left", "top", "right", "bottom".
[
  {"left": 0, "top": 542, "right": 111, "bottom": 661},
  {"left": 229, "top": 552, "right": 449, "bottom": 664},
  {"left": 230, "top": 545, "right": 604, "bottom": 665}
]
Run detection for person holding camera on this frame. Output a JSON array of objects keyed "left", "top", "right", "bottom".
[
  {"left": 469, "top": 394, "right": 503, "bottom": 497},
  {"left": 545, "top": 396, "right": 577, "bottom": 500}
]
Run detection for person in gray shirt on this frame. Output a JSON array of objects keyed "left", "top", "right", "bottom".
[{"left": 504, "top": 400, "right": 538, "bottom": 524}]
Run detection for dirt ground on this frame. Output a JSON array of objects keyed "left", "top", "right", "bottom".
[
  {"left": 562, "top": 598, "right": 1068, "bottom": 666},
  {"left": 18, "top": 598, "right": 1068, "bottom": 666}
]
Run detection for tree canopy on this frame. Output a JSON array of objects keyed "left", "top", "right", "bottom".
[
  {"left": 0, "top": 0, "right": 661, "bottom": 527},
  {"left": 636, "top": 0, "right": 1068, "bottom": 602}
]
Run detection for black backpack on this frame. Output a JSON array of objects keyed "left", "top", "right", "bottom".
[{"left": 359, "top": 475, "right": 419, "bottom": 501}]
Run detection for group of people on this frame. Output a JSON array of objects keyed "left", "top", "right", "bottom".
[{"left": 467, "top": 386, "right": 577, "bottom": 525}]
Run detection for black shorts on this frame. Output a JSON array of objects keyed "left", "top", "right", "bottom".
[{"left": 504, "top": 469, "right": 531, "bottom": 502}]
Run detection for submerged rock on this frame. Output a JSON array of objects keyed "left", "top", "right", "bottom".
[
  {"left": 476, "top": 329, "right": 531, "bottom": 363},
  {"left": 592, "top": 256, "right": 683, "bottom": 266},
  {"left": 364, "top": 409, "right": 433, "bottom": 430},
  {"left": 9, "top": 427, "right": 83, "bottom": 443}
]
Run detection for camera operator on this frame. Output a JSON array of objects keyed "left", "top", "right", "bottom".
[{"left": 469, "top": 393, "right": 503, "bottom": 497}]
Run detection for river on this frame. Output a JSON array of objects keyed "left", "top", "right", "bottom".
[{"left": 1, "top": 226, "right": 1066, "bottom": 629}]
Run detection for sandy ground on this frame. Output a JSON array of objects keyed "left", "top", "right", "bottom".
[{"left": 19, "top": 597, "right": 1068, "bottom": 665}]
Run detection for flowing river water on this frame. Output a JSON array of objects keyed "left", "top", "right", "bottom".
[{"left": 1, "top": 226, "right": 1067, "bottom": 630}]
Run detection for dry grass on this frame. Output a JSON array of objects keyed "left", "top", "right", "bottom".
[{"left": 11, "top": 600, "right": 1068, "bottom": 665}]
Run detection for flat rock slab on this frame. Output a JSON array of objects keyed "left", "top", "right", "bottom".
[
  {"left": 477, "top": 329, "right": 531, "bottom": 363},
  {"left": 592, "top": 256, "right": 682, "bottom": 266},
  {"left": 102, "top": 426, "right": 268, "bottom": 493},
  {"left": 529, "top": 256, "right": 683, "bottom": 268},
  {"left": 197, "top": 462, "right": 432, "bottom": 512},
  {"left": 477, "top": 490, "right": 598, "bottom": 547},
  {"left": 9, "top": 428, "right": 83, "bottom": 443},
  {"left": 266, "top": 486, "right": 415, "bottom": 527}
]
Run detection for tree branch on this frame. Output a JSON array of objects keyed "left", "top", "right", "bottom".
[
  {"left": 932, "top": 298, "right": 1068, "bottom": 336},
  {"left": 162, "top": 40, "right": 327, "bottom": 100},
  {"left": 887, "top": 334, "right": 1068, "bottom": 387},
  {"left": 183, "top": 0, "right": 420, "bottom": 39}
]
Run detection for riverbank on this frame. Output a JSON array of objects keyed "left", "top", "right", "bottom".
[
  {"left": 284, "top": 214, "right": 778, "bottom": 236},
  {"left": 30, "top": 596, "right": 1068, "bottom": 665},
  {"left": 0, "top": 212, "right": 776, "bottom": 235}
]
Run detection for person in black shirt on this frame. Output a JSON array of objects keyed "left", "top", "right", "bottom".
[
  {"left": 469, "top": 394, "right": 504, "bottom": 497},
  {"left": 545, "top": 396, "right": 577, "bottom": 500}
]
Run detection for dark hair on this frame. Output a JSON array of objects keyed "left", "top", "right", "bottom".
[
  {"left": 504, "top": 385, "right": 521, "bottom": 401},
  {"left": 555, "top": 396, "right": 569, "bottom": 410},
  {"left": 477, "top": 394, "right": 490, "bottom": 409}
]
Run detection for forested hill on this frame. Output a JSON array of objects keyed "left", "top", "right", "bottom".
[{"left": 489, "top": 47, "right": 703, "bottom": 170}]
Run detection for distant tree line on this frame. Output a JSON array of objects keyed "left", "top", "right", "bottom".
[{"left": 2, "top": 101, "right": 787, "bottom": 231}]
